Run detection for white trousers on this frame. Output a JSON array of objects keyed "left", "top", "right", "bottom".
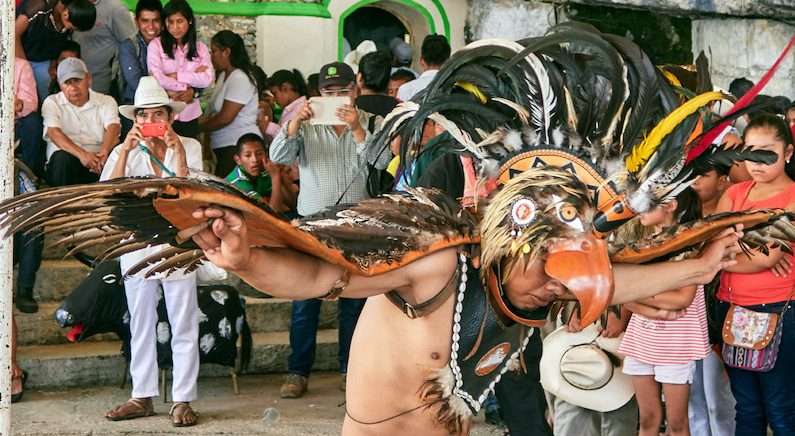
[
  {"left": 125, "top": 274, "right": 199, "bottom": 402},
  {"left": 688, "top": 350, "right": 736, "bottom": 436}
]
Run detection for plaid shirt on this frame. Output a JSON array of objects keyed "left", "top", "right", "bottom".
[{"left": 270, "top": 112, "right": 388, "bottom": 216}]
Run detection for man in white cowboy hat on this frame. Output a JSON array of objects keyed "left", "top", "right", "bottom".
[
  {"left": 41, "top": 57, "right": 120, "bottom": 186},
  {"left": 541, "top": 319, "right": 638, "bottom": 436},
  {"left": 101, "top": 76, "right": 203, "bottom": 427}
]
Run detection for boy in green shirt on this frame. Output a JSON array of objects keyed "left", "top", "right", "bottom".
[{"left": 225, "top": 133, "right": 296, "bottom": 211}]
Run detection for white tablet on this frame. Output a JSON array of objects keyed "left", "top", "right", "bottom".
[{"left": 309, "top": 96, "right": 349, "bottom": 126}]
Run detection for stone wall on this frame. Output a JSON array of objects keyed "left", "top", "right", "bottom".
[
  {"left": 466, "top": 0, "right": 557, "bottom": 42},
  {"left": 693, "top": 18, "right": 795, "bottom": 98},
  {"left": 195, "top": 15, "right": 259, "bottom": 63}
]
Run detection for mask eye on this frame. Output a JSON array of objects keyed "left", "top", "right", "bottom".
[
  {"left": 510, "top": 198, "right": 536, "bottom": 228},
  {"left": 553, "top": 195, "right": 584, "bottom": 232}
]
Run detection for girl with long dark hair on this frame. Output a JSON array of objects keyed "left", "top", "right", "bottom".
[
  {"left": 147, "top": 0, "right": 212, "bottom": 139},
  {"left": 263, "top": 69, "right": 308, "bottom": 139},
  {"left": 199, "top": 30, "right": 265, "bottom": 177}
]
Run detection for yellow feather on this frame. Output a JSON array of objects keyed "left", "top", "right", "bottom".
[
  {"left": 658, "top": 68, "right": 681, "bottom": 87},
  {"left": 455, "top": 81, "right": 487, "bottom": 104},
  {"left": 625, "top": 91, "right": 724, "bottom": 173}
]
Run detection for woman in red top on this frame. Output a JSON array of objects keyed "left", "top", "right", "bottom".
[{"left": 714, "top": 113, "right": 795, "bottom": 435}]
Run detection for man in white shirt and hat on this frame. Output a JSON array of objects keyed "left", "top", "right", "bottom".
[{"left": 102, "top": 76, "right": 203, "bottom": 427}]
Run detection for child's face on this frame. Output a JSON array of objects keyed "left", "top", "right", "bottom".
[
  {"left": 691, "top": 170, "right": 728, "bottom": 203},
  {"left": 388, "top": 79, "right": 409, "bottom": 98},
  {"left": 744, "top": 127, "right": 793, "bottom": 184},
  {"left": 234, "top": 141, "right": 266, "bottom": 176}
]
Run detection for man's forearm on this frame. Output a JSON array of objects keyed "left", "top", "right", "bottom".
[
  {"left": 46, "top": 127, "right": 87, "bottom": 159},
  {"left": 612, "top": 260, "right": 708, "bottom": 305},
  {"left": 101, "top": 124, "right": 121, "bottom": 155},
  {"left": 232, "top": 247, "right": 344, "bottom": 300}
]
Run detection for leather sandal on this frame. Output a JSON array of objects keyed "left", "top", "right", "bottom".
[
  {"left": 105, "top": 397, "right": 155, "bottom": 421},
  {"left": 170, "top": 402, "right": 198, "bottom": 427}
]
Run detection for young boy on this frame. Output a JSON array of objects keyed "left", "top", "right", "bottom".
[
  {"left": 225, "top": 133, "right": 296, "bottom": 212},
  {"left": 691, "top": 164, "right": 730, "bottom": 216}
]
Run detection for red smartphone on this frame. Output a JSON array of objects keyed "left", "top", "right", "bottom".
[{"left": 140, "top": 122, "right": 167, "bottom": 138}]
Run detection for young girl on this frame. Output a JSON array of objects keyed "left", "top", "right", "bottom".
[
  {"left": 714, "top": 113, "right": 795, "bottom": 434},
  {"left": 147, "top": 0, "right": 213, "bottom": 139},
  {"left": 263, "top": 69, "right": 308, "bottom": 140},
  {"left": 618, "top": 188, "right": 711, "bottom": 436}
]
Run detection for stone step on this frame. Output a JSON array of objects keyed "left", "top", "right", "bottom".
[
  {"left": 28, "top": 259, "right": 91, "bottom": 302},
  {"left": 17, "top": 329, "right": 341, "bottom": 389},
  {"left": 17, "top": 298, "right": 339, "bottom": 346}
]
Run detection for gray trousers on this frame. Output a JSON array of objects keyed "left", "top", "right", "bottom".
[
  {"left": 688, "top": 351, "right": 736, "bottom": 436},
  {"left": 552, "top": 395, "right": 638, "bottom": 436}
]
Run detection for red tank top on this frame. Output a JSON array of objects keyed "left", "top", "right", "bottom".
[{"left": 717, "top": 181, "right": 795, "bottom": 305}]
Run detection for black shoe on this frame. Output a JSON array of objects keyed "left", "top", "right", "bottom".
[{"left": 15, "top": 288, "right": 38, "bottom": 313}]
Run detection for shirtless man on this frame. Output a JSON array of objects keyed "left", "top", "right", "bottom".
[{"left": 191, "top": 202, "right": 742, "bottom": 435}]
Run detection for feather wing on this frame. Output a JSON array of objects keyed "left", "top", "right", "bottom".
[
  {"left": 609, "top": 210, "right": 795, "bottom": 263},
  {"left": 0, "top": 177, "right": 478, "bottom": 277}
]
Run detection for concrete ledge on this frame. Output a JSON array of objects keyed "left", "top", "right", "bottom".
[
  {"left": 18, "top": 330, "right": 341, "bottom": 389},
  {"left": 16, "top": 298, "right": 339, "bottom": 346}
]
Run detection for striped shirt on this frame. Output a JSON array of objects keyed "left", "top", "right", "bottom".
[
  {"left": 618, "top": 286, "right": 710, "bottom": 365},
  {"left": 269, "top": 112, "right": 388, "bottom": 216}
]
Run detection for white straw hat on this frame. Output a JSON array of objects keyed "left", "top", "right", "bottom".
[
  {"left": 540, "top": 324, "right": 634, "bottom": 412},
  {"left": 119, "top": 76, "right": 186, "bottom": 120}
]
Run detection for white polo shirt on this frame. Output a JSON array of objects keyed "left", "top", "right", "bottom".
[{"left": 41, "top": 89, "right": 120, "bottom": 161}]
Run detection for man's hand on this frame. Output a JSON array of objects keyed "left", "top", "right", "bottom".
[
  {"left": 78, "top": 150, "right": 102, "bottom": 174},
  {"left": 295, "top": 100, "right": 313, "bottom": 123},
  {"left": 693, "top": 225, "right": 744, "bottom": 284},
  {"left": 191, "top": 206, "right": 251, "bottom": 271},
  {"left": 164, "top": 124, "right": 184, "bottom": 153},
  {"left": 336, "top": 104, "right": 362, "bottom": 133},
  {"left": 121, "top": 123, "right": 145, "bottom": 152},
  {"left": 770, "top": 256, "right": 792, "bottom": 277}
]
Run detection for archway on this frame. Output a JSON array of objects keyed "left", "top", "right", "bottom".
[{"left": 338, "top": 0, "right": 435, "bottom": 64}]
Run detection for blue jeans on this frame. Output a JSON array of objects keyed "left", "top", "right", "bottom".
[
  {"left": 29, "top": 60, "right": 52, "bottom": 106},
  {"left": 288, "top": 297, "right": 365, "bottom": 377},
  {"left": 15, "top": 112, "right": 45, "bottom": 179},
  {"left": 716, "top": 300, "right": 795, "bottom": 435},
  {"left": 14, "top": 230, "right": 43, "bottom": 290}
]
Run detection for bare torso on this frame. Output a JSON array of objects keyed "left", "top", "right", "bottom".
[{"left": 341, "top": 291, "right": 462, "bottom": 435}]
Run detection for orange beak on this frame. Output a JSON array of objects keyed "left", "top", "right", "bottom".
[{"left": 544, "top": 234, "right": 614, "bottom": 326}]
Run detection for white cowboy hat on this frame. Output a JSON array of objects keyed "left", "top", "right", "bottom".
[
  {"left": 343, "top": 40, "right": 377, "bottom": 74},
  {"left": 540, "top": 324, "right": 634, "bottom": 412},
  {"left": 119, "top": 76, "right": 186, "bottom": 120}
]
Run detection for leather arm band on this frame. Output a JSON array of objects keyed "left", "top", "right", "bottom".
[{"left": 319, "top": 269, "right": 351, "bottom": 300}]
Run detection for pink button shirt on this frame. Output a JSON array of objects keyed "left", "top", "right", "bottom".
[
  {"left": 265, "top": 96, "right": 307, "bottom": 138},
  {"left": 14, "top": 57, "right": 37, "bottom": 121},
  {"left": 146, "top": 37, "right": 214, "bottom": 122}
]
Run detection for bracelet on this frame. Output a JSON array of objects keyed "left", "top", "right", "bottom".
[{"left": 319, "top": 269, "right": 350, "bottom": 300}]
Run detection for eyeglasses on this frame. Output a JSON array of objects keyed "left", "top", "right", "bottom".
[{"left": 320, "top": 88, "right": 352, "bottom": 97}]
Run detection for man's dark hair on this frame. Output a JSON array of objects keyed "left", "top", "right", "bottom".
[
  {"left": 61, "top": 40, "right": 82, "bottom": 58},
  {"left": 390, "top": 69, "right": 415, "bottom": 83},
  {"left": 729, "top": 77, "right": 754, "bottom": 99},
  {"left": 135, "top": 0, "right": 163, "bottom": 19},
  {"left": 235, "top": 133, "right": 266, "bottom": 154},
  {"left": 358, "top": 51, "right": 392, "bottom": 93},
  {"left": 61, "top": 0, "right": 96, "bottom": 32},
  {"left": 134, "top": 106, "right": 173, "bottom": 116},
  {"left": 421, "top": 34, "right": 450, "bottom": 68}
]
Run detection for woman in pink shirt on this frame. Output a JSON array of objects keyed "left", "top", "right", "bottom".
[{"left": 147, "top": 0, "right": 213, "bottom": 140}]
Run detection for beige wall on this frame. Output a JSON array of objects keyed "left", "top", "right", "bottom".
[{"left": 256, "top": 0, "right": 466, "bottom": 77}]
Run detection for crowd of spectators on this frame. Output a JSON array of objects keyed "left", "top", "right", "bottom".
[{"left": 13, "top": 1, "right": 795, "bottom": 433}]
